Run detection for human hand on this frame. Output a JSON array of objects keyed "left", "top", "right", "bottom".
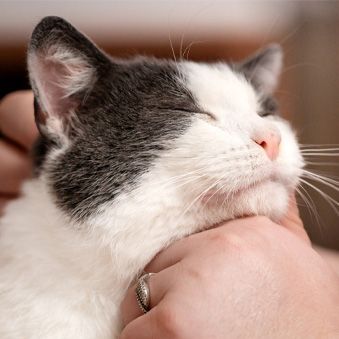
[
  {"left": 0, "top": 91, "right": 37, "bottom": 213},
  {"left": 120, "top": 199, "right": 339, "bottom": 338}
]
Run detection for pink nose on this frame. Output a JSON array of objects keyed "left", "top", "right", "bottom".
[{"left": 253, "top": 130, "right": 281, "bottom": 161}]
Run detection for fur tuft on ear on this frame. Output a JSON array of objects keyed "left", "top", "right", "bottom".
[
  {"left": 238, "top": 44, "right": 283, "bottom": 95},
  {"left": 27, "top": 16, "right": 110, "bottom": 141}
]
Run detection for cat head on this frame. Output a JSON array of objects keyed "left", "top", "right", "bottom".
[{"left": 28, "top": 16, "right": 303, "bottom": 228}]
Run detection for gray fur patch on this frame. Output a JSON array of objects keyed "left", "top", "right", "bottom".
[
  {"left": 29, "top": 17, "right": 199, "bottom": 220},
  {"left": 49, "top": 59, "right": 199, "bottom": 219}
]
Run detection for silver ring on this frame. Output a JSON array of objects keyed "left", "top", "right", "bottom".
[{"left": 135, "top": 273, "right": 154, "bottom": 314}]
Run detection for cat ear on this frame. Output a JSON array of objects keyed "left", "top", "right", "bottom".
[
  {"left": 27, "top": 16, "right": 110, "bottom": 142},
  {"left": 238, "top": 44, "right": 283, "bottom": 95}
]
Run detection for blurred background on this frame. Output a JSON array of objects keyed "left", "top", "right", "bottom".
[{"left": 0, "top": 0, "right": 338, "bottom": 249}]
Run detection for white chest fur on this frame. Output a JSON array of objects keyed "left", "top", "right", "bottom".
[
  {"left": 0, "top": 180, "right": 120, "bottom": 338},
  {"left": 0, "top": 171, "right": 218, "bottom": 339}
]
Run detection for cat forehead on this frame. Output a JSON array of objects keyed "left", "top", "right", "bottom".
[{"left": 181, "top": 62, "right": 260, "bottom": 116}]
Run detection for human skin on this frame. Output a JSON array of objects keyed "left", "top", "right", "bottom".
[
  {"left": 1, "top": 91, "right": 339, "bottom": 338},
  {"left": 0, "top": 91, "right": 37, "bottom": 212},
  {"left": 121, "top": 214, "right": 339, "bottom": 339}
]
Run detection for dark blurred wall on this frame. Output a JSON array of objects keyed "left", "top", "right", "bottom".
[{"left": 288, "top": 3, "right": 339, "bottom": 250}]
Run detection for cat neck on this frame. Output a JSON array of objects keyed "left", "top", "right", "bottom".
[{"left": 11, "top": 176, "right": 221, "bottom": 287}]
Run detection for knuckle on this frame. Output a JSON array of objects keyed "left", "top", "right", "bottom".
[
  {"left": 177, "top": 260, "right": 202, "bottom": 282},
  {"left": 0, "top": 90, "right": 30, "bottom": 116},
  {"left": 1, "top": 90, "right": 25, "bottom": 102},
  {"left": 119, "top": 331, "right": 129, "bottom": 339},
  {"left": 208, "top": 218, "right": 275, "bottom": 256},
  {"left": 244, "top": 216, "right": 276, "bottom": 237},
  {"left": 208, "top": 230, "right": 247, "bottom": 254},
  {"left": 155, "top": 306, "right": 182, "bottom": 338},
  {"left": 120, "top": 328, "right": 137, "bottom": 339},
  {"left": 252, "top": 216, "right": 274, "bottom": 228},
  {"left": 0, "top": 91, "right": 18, "bottom": 110}
]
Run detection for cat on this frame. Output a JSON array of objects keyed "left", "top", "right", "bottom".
[{"left": 0, "top": 16, "right": 303, "bottom": 338}]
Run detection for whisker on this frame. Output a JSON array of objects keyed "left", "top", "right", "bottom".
[
  {"left": 133, "top": 168, "right": 206, "bottom": 193},
  {"left": 303, "top": 169, "right": 339, "bottom": 184},
  {"left": 279, "top": 22, "right": 303, "bottom": 46},
  {"left": 160, "top": 149, "right": 259, "bottom": 160},
  {"left": 179, "top": 177, "right": 225, "bottom": 220},
  {"left": 299, "top": 178, "right": 339, "bottom": 215},
  {"left": 281, "top": 62, "right": 319, "bottom": 75},
  {"left": 166, "top": 23, "right": 182, "bottom": 79},
  {"left": 183, "top": 39, "right": 208, "bottom": 60},
  {"left": 304, "top": 160, "right": 339, "bottom": 166},
  {"left": 179, "top": 2, "right": 212, "bottom": 60},
  {"left": 300, "top": 143, "right": 339, "bottom": 148},
  {"left": 302, "top": 171, "right": 339, "bottom": 192},
  {"left": 200, "top": 177, "right": 229, "bottom": 208},
  {"left": 301, "top": 148, "right": 339, "bottom": 152},
  {"left": 168, "top": 24, "right": 177, "bottom": 64},
  {"left": 296, "top": 185, "right": 322, "bottom": 230},
  {"left": 301, "top": 153, "right": 339, "bottom": 157},
  {"left": 247, "top": 13, "right": 283, "bottom": 84}
]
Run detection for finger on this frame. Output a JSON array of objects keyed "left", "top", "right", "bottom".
[
  {"left": 121, "top": 265, "right": 179, "bottom": 326},
  {"left": 145, "top": 244, "right": 185, "bottom": 274},
  {"left": 0, "top": 91, "right": 38, "bottom": 150},
  {"left": 144, "top": 227, "right": 213, "bottom": 274},
  {"left": 145, "top": 219, "right": 240, "bottom": 274},
  {"left": 0, "top": 139, "right": 32, "bottom": 194},
  {"left": 145, "top": 219, "right": 239, "bottom": 274},
  {"left": 120, "top": 307, "right": 160, "bottom": 339},
  {"left": 280, "top": 193, "right": 310, "bottom": 244}
]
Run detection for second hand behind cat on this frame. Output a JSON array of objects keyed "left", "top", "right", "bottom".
[{"left": 0, "top": 16, "right": 304, "bottom": 338}]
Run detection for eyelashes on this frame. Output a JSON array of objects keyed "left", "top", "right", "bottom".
[
  {"left": 170, "top": 108, "right": 217, "bottom": 121},
  {"left": 166, "top": 97, "right": 278, "bottom": 120},
  {"left": 197, "top": 110, "right": 217, "bottom": 121},
  {"left": 259, "top": 96, "right": 279, "bottom": 117},
  {"left": 260, "top": 111, "right": 274, "bottom": 118}
]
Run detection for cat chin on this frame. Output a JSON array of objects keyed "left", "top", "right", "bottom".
[
  {"left": 202, "top": 180, "right": 291, "bottom": 224},
  {"left": 231, "top": 180, "right": 290, "bottom": 222}
]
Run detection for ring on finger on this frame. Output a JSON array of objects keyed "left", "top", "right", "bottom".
[{"left": 135, "top": 273, "right": 154, "bottom": 314}]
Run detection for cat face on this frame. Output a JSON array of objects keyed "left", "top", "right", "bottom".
[
  {"left": 28, "top": 16, "right": 303, "bottom": 225},
  {"left": 167, "top": 62, "right": 303, "bottom": 221}
]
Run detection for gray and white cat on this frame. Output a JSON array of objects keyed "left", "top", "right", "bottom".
[{"left": 0, "top": 17, "right": 303, "bottom": 338}]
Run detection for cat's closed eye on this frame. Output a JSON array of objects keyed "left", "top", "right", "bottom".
[
  {"left": 171, "top": 108, "right": 216, "bottom": 121},
  {"left": 259, "top": 96, "right": 278, "bottom": 117},
  {"left": 196, "top": 110, "right": 217, "bottom": 121}
]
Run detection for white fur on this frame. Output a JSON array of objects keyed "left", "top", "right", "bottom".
[{"left": 0, "top": 62, "right": 303, "bottom": 338}]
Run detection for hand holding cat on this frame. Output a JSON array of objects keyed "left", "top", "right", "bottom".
[
  {"left": 121, "top": 211, "right": 339, "bottom": 339},
  {"left": 0, "top": 91, "right": 37, "bottom": 213}
]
